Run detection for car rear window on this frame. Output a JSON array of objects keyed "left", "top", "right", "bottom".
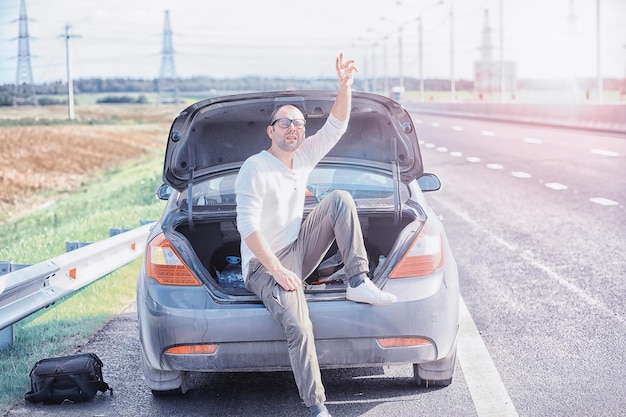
[{"left": 183, "top": 166, "right": 407, "bottom": 209}]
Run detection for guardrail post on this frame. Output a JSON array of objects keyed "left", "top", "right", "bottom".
[
  {"left": 1, "top": 262, "right": 14, "bottom": 350},
  {"left": 65, "top": 240, "right": 92, "bottom": 252},
  {"left": 109, "top": 227, "right": 130, "bottom": 237},
  {"left": 0, "top": 325, "right": 14, "bottom": 350},
  {"left": 1, "top": 261, "right": 33, "bottom": 350},
  {"left": 0, "top": 261, "right": 10, "bottom": 275}
]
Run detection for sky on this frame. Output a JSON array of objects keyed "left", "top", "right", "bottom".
[{"left": 0, "top": 0, "right": 625, "bottom": 85}]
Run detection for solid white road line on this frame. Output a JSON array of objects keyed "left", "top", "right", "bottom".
[{"left": 458, "top": 297, "right": 520, "bottom": 417}]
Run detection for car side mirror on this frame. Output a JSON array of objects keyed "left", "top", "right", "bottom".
[
  {"left": 417, "top": 173, "right": 441, "bottom": 192},
  {"left": 157, "top": 183, "right": 173, "bottom": 200}
]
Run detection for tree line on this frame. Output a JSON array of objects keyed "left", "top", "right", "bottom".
[
  {"left": 0, "top": 76, "right": 469, "bottom": 106},
  {"left": 1, "top": 76, "right": 623, "bottom": 106}
]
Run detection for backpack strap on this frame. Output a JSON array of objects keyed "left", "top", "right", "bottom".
[
  {"left": 67, "top": 374, "right": 113, "bottom": 397},
  {"left": 24, "top": 376, "right": 56, "bottom": 403}
]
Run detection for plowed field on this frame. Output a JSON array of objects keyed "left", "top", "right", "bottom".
[{"left": 0, "top": 104, "right": 180, "bottom": 221}]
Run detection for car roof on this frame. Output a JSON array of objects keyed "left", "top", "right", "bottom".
[{"left": 163, "top": 90, "right": 423, "bottom": 191}]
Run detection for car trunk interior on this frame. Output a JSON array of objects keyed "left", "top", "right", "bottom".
[{"left": 174, "top": 213, "right": 414, "bottom": 291}]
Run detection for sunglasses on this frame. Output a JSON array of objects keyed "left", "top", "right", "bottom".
[{"left": 270, "top": 118, "right": 306, "bottom": 129}]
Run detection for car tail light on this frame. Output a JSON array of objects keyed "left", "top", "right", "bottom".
[
  {"left": 377, "top": 337, "right": 432, "bottom": 348},
  {"left": 165, "top": 344, "right": 218, "bottom": 355},
  {"left": 146, "top": 233, "right": 202, "bottom": 286},
  {"left": 389, "top": 222, "right": 444, "bottom": 279}
]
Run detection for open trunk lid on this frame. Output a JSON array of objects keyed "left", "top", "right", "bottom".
[{"left": 163, "top": 90, "right": 423, "bottom": 192}]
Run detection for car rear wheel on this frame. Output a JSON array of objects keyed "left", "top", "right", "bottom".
[
  {"left": 413, "top": 366, "right": 453, "bottom": 387},
  {"left": 151, "top": 386, "right": 187, "bottom": 397},
  {"left": 413, "top": 340, "right": 457, "bottom": 388},
  {"left": 140, "top": 348, "right": 189, "bottom": 395}
]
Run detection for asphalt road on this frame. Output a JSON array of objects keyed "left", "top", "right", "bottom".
[
  {"left": 5, "top": 114, "right": 625, "bottom": 416},
  {"left": 414, "top": 114, "right": 626, "bottom": 416}
]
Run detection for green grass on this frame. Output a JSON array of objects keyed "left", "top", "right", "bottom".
[
  {"left": 0, "top": 156, "right": 165, "bottom": 263},
  {"left": 0, "top": 152, "right": 166, "bottom": 412}
]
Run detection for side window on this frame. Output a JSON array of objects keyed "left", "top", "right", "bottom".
[
  {"left": 307, "top": 167, "right": 397, "bottom": 203},
  {"left": 185, "top": 174, "right": 238, "bottom": 207},
  {"left": 218, "top": 175, "right": 236, "bottom": 204}
]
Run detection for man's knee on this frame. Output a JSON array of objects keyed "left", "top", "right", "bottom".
[{"left": 327, "top": 189, "right": 355, "bottom": 211}]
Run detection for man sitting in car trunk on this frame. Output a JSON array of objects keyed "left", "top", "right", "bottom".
[{"left": 234, "top": 53, "right": 396, "bottom": 417}]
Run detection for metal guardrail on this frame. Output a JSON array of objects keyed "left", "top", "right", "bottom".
[
  {"left": 0, "top": 223, "right": 154, "bottom": 348},
  {"left": 402, "top": 101, "right": 626, "bottom": 134}
]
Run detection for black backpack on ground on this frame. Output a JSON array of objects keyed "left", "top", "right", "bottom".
[{"left": 25, "top": 352, "right": 112, "bottom": 404}]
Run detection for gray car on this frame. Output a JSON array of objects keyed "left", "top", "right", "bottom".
[{"left": 137, "top": 90, "right": 459, "bottom": 395}]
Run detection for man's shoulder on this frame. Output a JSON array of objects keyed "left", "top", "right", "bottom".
[
  {"left": 239, "top": 151, "right": 272, "bottom": 175},
  {"left": 243, "top": 150, "right": 270, "bottom": 166}
]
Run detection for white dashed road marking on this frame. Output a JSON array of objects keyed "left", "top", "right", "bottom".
[
  {"left": 421, "top": 121, "right": 620, "bottom": 208},
  {"left": 545, "top": 183, "right": 568, "bottom": 190},
  {"left": 523, "top": 137, "right": 543, "bottom": 144},
  {"left": 591, "top": 149, "right": 620, "bottom": 157},
  {"left": 590, "top": 197, "right": 619, "bottom": 206}
]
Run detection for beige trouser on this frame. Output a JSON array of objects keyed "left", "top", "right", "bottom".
[{"left": 245, "top": 190, "right": 369, "bottom": 407}]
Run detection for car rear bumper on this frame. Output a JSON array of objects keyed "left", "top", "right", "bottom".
[
  {"left": 164, "top": 337, "right": 438, "bottom": 372},
  {"left": 137, "top": 271, "right": 459, "bottom": 373}
]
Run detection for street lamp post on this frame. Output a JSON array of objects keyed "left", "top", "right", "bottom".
[
  {"left": 596, "top": 0, "right": 603, "bottom": 102},
  {"left": 383, "top": 36, "right": 389, "bottom": 94},
  {"left": 499, "top": 0, "right": 505, "bottom": 103},
  {"left": 395, "top": 0, "right": 443, "bottom": 101},
  {"left": 367, "top": 29, "right": 391, "bottom": 94},
  {"left": 418, "top": 17, "right": 424, "bottom": 101},
  {"left": 416, "top": 1, "right": 444, "bottom": 102},
  {"left": 450, "top": 1, "right": 455, "bottom": 101},
  {"left": 381, "top": 17, "right": 406, "bottom": 91},
  {"left": 398, "top": 26, "right": 404, "bottom": 89}
]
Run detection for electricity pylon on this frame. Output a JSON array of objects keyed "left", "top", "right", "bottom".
[
  {"left": 13, "top": 0, "right": 36, "bottom": 106},
  {"left": 157, "top": 10, "right": 179, "bottom": 105}
]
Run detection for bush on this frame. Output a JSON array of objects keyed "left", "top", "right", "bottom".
[
  {"left": 38, "top": 97, "right": 66, "bottom": 106},
  {"left": 96, "top": 95, "right": 148, "bottom": 104}
]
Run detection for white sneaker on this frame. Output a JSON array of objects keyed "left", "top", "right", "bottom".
[{"left": 346, "top": 277, "right": 397, "bottom": 306}]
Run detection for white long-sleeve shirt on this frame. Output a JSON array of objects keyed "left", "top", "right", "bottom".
[{"left": 235, "top": 114, "right": 348, "bottom": 280}]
